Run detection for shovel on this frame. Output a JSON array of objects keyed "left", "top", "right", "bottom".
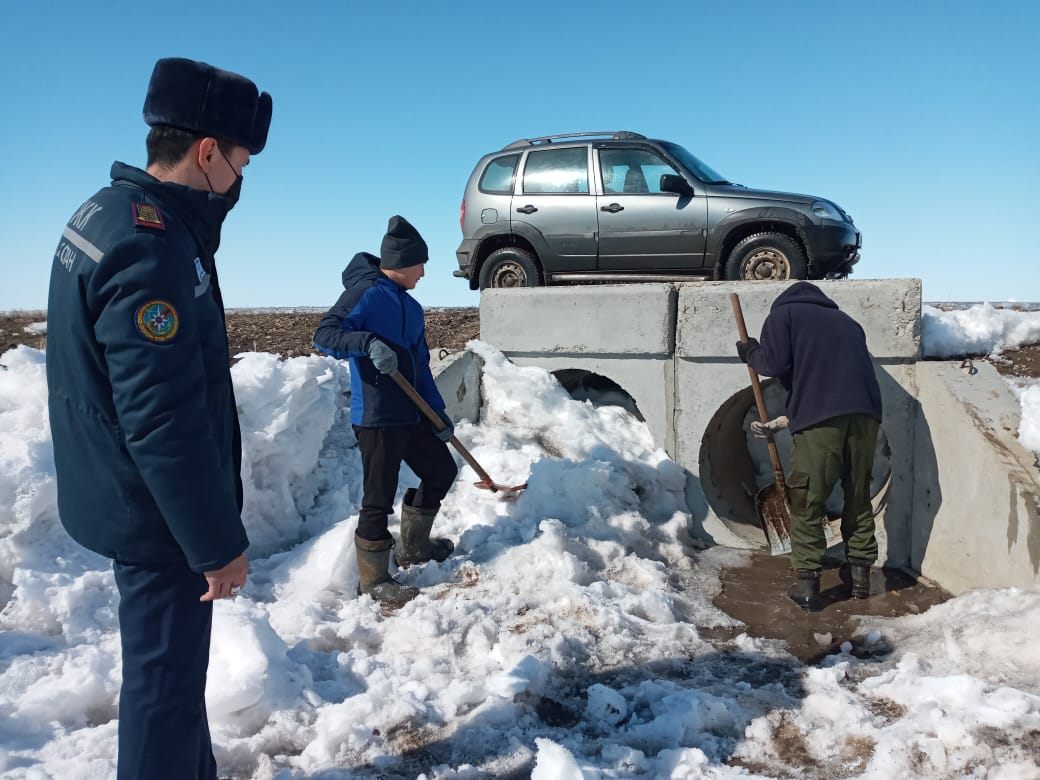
[
  {"left": 387, "top": 369, "right": 527, "bottom": 495},
  {"left": 730, "top": 293, "right": 792, "bottom": 555}
]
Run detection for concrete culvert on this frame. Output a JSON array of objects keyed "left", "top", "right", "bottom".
[
  {"left": 699, "top": 379, "right": 892, "bottom": 549},
  {"left": 553, "top": 369, "right": 645, "bottom": 421}
]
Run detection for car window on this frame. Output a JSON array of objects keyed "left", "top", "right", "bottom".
[
  {"left": 522, "top": 148, "right": 589, "bottom": 194},
  {"left": 658, "top": 141, "right": 727, "bottom": 184},
  {"left": 599, "top": 148, "right": 679, "bottom": 194},
  {"left": 479, "top": 154, "right": 520, "bottom": 194}
]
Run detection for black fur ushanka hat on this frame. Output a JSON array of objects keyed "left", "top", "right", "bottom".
[{"left": 143, "top": 57, "right": 272, "bottom": 154}]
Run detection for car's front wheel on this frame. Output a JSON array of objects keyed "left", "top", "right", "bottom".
[
  {"left": 479, "top": 247, "right": 543, "bottom": 290},
  {"left": 725, "top": 233, "right": 808, "bottom": 281}
]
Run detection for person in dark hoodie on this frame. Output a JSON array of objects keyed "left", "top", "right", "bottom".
[
  {"left": 45, "top": 59, "right": 271, "bottom": 779},
  {"left": 736, "top": 282, "right": 883, "bottom": 611},
  {"left": 313, "top": 216, "right": 458, "bottom": 608}
]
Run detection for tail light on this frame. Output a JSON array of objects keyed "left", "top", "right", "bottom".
[{"left": 459, "top": 199, "right": 466, "bottom": 232}]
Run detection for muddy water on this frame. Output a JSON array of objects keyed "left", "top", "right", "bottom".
[{"left": 712, "top": 553, "right": 951, "bottom": 664}]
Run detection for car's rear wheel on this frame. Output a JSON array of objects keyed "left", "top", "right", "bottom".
[
  {"left": 725, "top": 233, "right": 808, "bottom": 281},
  {"left": 479, "top": 247, "right": 543, "bottom": 290}
]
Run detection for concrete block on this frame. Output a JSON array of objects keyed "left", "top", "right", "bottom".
[
  {"left": 912, "top": 361, "right": 1040, "bottom": 594},
  {"left": 675, "top": 279, "right": 922, "bottom": 360},
  {"left": 432, "top": 350, "right": 483, "bottom": 424},
  {"left": 478, "top": 278, "right": 1040, "bottom": 594},
  {"left": 481, "top": 284, "right": 676, "bottom": 355}
]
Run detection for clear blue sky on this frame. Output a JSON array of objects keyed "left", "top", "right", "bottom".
[{"left": 2, "top": 1, "right": 1037, "bottom": 310}]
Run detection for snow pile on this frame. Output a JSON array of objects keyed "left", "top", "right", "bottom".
[
  {"left": 922, "top": 303, "right": 1040, "bottom": 358},
  {"left": 0, "top": 337, "right": 1038, "bottom": 778}
]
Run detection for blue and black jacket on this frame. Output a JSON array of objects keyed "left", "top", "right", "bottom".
[
  {"left": 46, "top": 162, "right": 249, "bottom": 572},
  {"left": 745, "top": 281, "right": 883, "bottom": 434},
  {"left": 313, "top": 253, "right": 445, "bottom": 427}
]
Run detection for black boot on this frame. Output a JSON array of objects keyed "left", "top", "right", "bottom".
[
  {"left": 355, "top": 533, "right": 419, "bottom": 608},
  {"left": 395, "top": 488, "right": 455, "bottom": 568},
  {"left": 840, "top": 558, "right": 873, "bottom": 599},
  {"left": 788, "top": 569, "right": 822, "bottom": 612}
]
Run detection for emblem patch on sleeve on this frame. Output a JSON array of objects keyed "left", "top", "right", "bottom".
[
  {"left": 132, "top": 202, "right": 166, "bottom": 230},
  {"left": 135, "top": 300, "right": 179, "bottom": 343}
]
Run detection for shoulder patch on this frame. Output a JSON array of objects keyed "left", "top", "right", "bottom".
[
  {"left": 135, "top": 300, "right": 179, "bottom": 343},
  {"left": 132, "top": 202, "right": 166, "bottom": 230}
]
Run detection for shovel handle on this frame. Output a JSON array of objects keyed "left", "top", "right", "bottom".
[
  {"left": 730, "top": 294, "right": 786, "bottom": 477},
  {"left": 387, "top": 369, "right": 493, "bottom": 484}
]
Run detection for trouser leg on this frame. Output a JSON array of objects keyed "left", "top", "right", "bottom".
[
  {"left": 402, "top": 427, "right": 459, "bottom": 510},
  {"left": 354, "top": 426, "right": 410, "bottom": 541},
  {"left": 840, "top": 415, "right": 880, "bottom": 563},
  {"left": 787, "top": 422, "right": 844, "bottom": 572},
  {"left": 114, "top": 560, "right": 217, "bottom": 780}
]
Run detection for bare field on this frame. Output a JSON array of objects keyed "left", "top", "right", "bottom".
[{"left": 1, "top": 308, "right": 480, "bottom": 361}]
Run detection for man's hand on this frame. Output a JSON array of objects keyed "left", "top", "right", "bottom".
[
  {"left": 750, "top": 415, "right": 789, "bottom": 439},
  {"left": 200, "top": 552, "right": 248, "bottom": 602},
  {"left": 367, "top": 339, "right": 398, "bottom": 374},
  {"left": 432, "top": 408, "right": 454, "bottom": 443},
  {"left": 736, "top": 337, "right": 759, "bottom": 364}
]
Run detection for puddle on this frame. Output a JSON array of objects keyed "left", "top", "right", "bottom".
[{"left": 712, "top": 552, "right": 952, "bottom": 664}]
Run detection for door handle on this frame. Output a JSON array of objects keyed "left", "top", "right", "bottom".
[
  {"left": 600, "top": 203, "right": 624, "bottom": 213},
  {"left": 516, "top": 205, "right": 538, "bottom": 214}
]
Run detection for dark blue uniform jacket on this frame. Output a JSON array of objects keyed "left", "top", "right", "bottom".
[
  {"left": 313, "top": 252, "right": 445, "bottom": 427},
  {"left": 46, "top": 162, "right": 248, "bottom": 572},
  {"left": 745, "top": 281, "right": 883, "bottom": 434}
]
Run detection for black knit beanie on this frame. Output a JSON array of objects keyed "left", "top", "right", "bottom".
[{"left": 380, "top": 216, "right": 429, "bottom": 269}]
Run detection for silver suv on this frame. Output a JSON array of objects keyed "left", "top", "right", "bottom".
[{"left": 454, "top": 131, "right": 861, "bottom": 290}]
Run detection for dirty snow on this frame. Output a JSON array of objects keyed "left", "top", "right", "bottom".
[{"left": 0, "top": 305, "right": 1039, "bottom": 778}]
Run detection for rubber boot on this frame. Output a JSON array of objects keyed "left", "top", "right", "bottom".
[
  {"left": 840, "top": 558, "right": 873, "bottom": 599},
  {"left": 788, "top": 569, "right": 822, "bottom": 612},
  {"left": 355, "top": 533, "right": 418, "bottom": 608},
  {"left": 395, "top": 488, "right": 455, "bottom": 568}
]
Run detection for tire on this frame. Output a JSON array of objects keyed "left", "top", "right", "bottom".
[
  {"left": 478, "top": 247, "right": 543, "bottom": 290},
  {"left": 725, "top": 233, "right": 808, "bottom": 281}
]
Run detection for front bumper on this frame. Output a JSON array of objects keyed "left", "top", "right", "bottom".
[{"left": 808, "top": 224, "right": 861, "bottom": 278}]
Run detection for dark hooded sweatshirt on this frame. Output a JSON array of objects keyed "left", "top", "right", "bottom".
[
  {"left": 312, "top": 252, "right": 445, "bottom": 427},
  {"left": 744, "top": 281, "right": 882, "bottom": 434}
]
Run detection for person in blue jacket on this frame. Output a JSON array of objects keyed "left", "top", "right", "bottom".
[
  {"left": 46, "top": 58, "right": 271, "bottom": 779},
  {"left": 736, "top": 282, "right": 883, "bottom": 611},
  {"left": 314, "top": 216, "right": 458, "bottom": 608}
]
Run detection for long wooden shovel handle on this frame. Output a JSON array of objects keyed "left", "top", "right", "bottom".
[
  {"left": 730, "top": 293, "right": 786, "bottom": 477},
  {"left": 387, "top": 369, "right": 493, "bottom": 484}
]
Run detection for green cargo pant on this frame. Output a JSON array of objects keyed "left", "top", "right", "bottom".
[{"left": 786, "top": 414, "right": 880, "bottom": 573}]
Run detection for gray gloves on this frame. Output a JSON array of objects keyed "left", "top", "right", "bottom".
[
  {"left": 367, "top": 339, "right": 398, "bottom": 374},
  {"left": 750, "top": 416, "right": 789, "bottom": 438},
  {"left": 433, "top": 409, "right": 454, "bottom": 443}
]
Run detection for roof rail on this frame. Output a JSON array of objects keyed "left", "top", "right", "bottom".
[{"left": 502, "top": 131, "right": 646, "bottom": 149}]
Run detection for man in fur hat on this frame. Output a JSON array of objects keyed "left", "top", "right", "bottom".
[
  {"left": 314, "top": 215, "right": 458, "bottom": 608},
  {"left": 46, "top": 57, "right": 272, "bottom": 779}
]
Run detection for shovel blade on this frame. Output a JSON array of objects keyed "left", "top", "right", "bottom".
[
  {"left": 755, "top": 483, "right": 792, "bottom": 556},
  {"left": 474, "top": 478, "right": 527, "bottom": 498}
]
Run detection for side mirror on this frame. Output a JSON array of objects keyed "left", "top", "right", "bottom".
[{"left": 660, "top": 174, "right": 692, "bottom": 194}]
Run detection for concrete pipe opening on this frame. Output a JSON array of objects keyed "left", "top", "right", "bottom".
[
  {"left": 553, "top": 369, "right": 645, "bottom": 422},
  {"left": 699, "top": 379, "right": 892, "bottom": 549}
]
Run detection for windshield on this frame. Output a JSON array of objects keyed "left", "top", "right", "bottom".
[{"left": 659, "top": 141, "right": 728, "bottom": 184}]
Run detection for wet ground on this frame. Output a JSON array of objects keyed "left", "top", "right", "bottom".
[{"left": 712, "top": 553, "right": 952, "bottom": 664}]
